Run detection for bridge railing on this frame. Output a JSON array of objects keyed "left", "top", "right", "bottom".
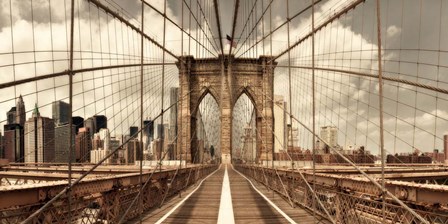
[
  {"left": 235, "top": 164, "right": 448, "bottom": 224},
  {"left": 0, "top": 164, "right": 218, "bottom": 223}
]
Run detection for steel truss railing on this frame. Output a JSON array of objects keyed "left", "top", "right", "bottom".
[{"left": 235, "top": 165, "right": 448, "bottom": 224}]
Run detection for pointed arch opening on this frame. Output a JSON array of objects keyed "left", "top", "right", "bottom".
[
  {"left": 232, "top": 93, "right": 257, "bottom": 163},
  {"left": 193, "top": 93, "right": 220, "bottom": 163}
]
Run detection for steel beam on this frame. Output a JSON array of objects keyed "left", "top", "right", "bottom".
[
  {"left": 239, "top": 165, "right": 448, "bottom": 206},
  {"left": 0, "top": 165, "right": 216, "bottom": 210}
]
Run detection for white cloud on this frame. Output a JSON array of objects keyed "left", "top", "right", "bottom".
[{"left": 387, "top": 25, "right": 401, "bottom": 38}]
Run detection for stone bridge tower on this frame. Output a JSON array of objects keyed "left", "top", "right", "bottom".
[{"left": 176, "top": 55, "right": 277, "bottom": 163}]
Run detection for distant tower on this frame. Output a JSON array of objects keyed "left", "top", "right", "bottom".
[
  {"left": 6, "top": 107, "right": 16, "bottom": 125},
  {"left": 84, "top": 115, "right": 107, "bottom": 138},
  {"left": 24, "top": 104, "right": 55, "bottom": 163},
  {"left": 273, "top": 95, "right": 286, "bottom": 152},
  {"left": 75, "top": 127, "right": 91, "bottom": 162},
  {"left": 444, "top": 134, "right": 448, "bottom": 165},
  {"left": 16, "top": 95, "right": 26, "bottom": 127},
  {"left": 52, "top": 100, "right": 70, "bottom": 126},
  {"left": 320, "top": 126, "right": 338, "bottom": 149},
  {"left": 129, "top": 126, "right": 138, "bottom": 138}
]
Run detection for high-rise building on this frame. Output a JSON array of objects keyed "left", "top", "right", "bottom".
[
  {"left": 242, "top": 126, "right": 255, "bottom": 162},
  {"left": 144, "top": 120, "right": 154, "bottom": 139},
  {"left": 3, "top": 124, "right": 24, "bottom": 162},
  {"left": 151, "top": 139, "right": 163, "bottom": 160},
  {"left": 72, "top": 116, "right": 84, "bottom": 134},
  {"left": 94, "top": 115, "right": 107, "bottom": 132},
  {"left": 143, "top": 120, "right": 154, "bottom": 152},
  {"left": 0, "top": 131, "right": 4, "bottom": 158},
  {"left": 98, "top": 128, "right": 110, "bottom": 151},
  {"left": 320, "top": 126, "right": 338, "bottom": 149},
  {"left": 169, "top": 87, "right": 178, "bottom": 142},
  {"left": 7, "top": 107, "right": 16, "bottom": 125},
  {"left": 75, "top": 127, "right": 91, "bottom": 162},
  {"left": 444, "top": 134, "right": 448, "bottom": 165},
  {"left": 54, "top": 124, "right": 75, "bottom": 163},
  {"left": 52, "top": 101, "right": 70, "bottom": 126},
  {"left": 92, "top": 133, "right": 103, "bottom": 150},
  {"left": 287, "top": 124, "right": 299, "bottom": 148},
  {"left": 84, "top": 118, "right": 95, "bottom": 139},
  {"left": 109, "top": 137, "right": 121, "bottom": 163},
  {"left": 16, "top": 95, "right": 26, "bottom": 127},
  {"left": 274, "top": 95, "right": 287, "bottom": 152},
  {"left": 127, "top": 138, "right": 141, "bottom": 163},
  {"left": 129, "top": 126, "right": 138, "bottom": 138},
  {"left": 84, "top": 115, "right": 107, "bottom": 138},
  {"left": 24, "top": 104, "right": 55, "bottom": 163},
  {"left": 157, "top": 124, "right": 165, "bottom": 140},
  {"left": 90, "top": 129, "right": 111, "bottom": 164}
]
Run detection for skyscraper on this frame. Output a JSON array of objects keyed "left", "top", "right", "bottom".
[
  {"left": 84, "top": 115, "right": 107, "bottom": 138},
  {"left": 90, "top": 128, "right": 111, "bottom": 164},
  {"left": 16, "top": 95, "right": 26, "bottom": 127},
  {"left": 169, "top": 87, "right": 178, "bottom": 142},
  {"left": 320, "top": 126, "right": 338, "bottom": 149},
  {"left": 52, "top": 101, "right": 70, "bottom": 126},
  {"left": 129, "top": 126, "right": 138, "bottom": 138},
  {"left": 273, "top": 95, "right": 287, "bottom": 152},
  {"left": 6, "top": 107, "right": 16, "bottom": 125},
  {"left": 98, "top": 128, "right": 110, "bottom": 151},
  {"left": 143, "top": 119, "right": 154, "bottom": 152},
  {"left": 3, "top": 124, "right": 24, "bottom": 162},
  {"left": 24, "top": 104, "right": 55, "bottom": 163},
  {"left": 72, "top": 116, "right": 84, "bottom": 134},
  {"left": 54, "top": 124, "right": 75, "bottom": 163},
  {"left": 157, "top": 124, "right": 165, "bottom": 140},
  {"left": 84, "top": 117, "right": 95, "bottom": 139},
  {"left": 94, "top": 115, "right": 107, "bottom": 132},
  {"left": 75, "top": 127, "right": 91, "bottom": 162},
  {"left": 0, "top": 131, "right": 4, "bottom": 158}
]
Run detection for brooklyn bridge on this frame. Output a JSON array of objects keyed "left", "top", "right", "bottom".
[{"left": 0, "top": 0, "right": 448, "bottom": 223}]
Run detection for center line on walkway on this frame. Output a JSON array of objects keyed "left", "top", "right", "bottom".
[{"left": 217, "top": 165, "right": 235, "bottom": 224}]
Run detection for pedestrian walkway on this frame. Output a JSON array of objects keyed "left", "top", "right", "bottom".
[{"left": 141, "top": 165, "right": 322, "bottom": 223}]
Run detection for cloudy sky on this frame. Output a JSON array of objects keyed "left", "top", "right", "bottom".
[{"left": 0, "top": 0, "right": 447, "bottom": 158}]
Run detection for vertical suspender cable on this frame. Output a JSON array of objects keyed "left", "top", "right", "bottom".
[
  {"left": 286, "top": 0, "right": 295, "bottom": 205},
  {"left": 311, "top": 0, "right": 316, "bottom": 221},
  {"left": 68, "top": 0, "right": 75, "bottom": 222},
  {"left": 161, "top": 0, "right": 167, "bottom": 170},
  {"left": 180, "top": 0, "right": 184, "bottom": 170},
  {"left": 375, "top": 0, "right": 386, "bottom": 222},
  {"left": 139, "top": 1, "right": 144, "bottom": 221},
  {"left": 286, "top": 0, "right": 293, "bottom": 176}
]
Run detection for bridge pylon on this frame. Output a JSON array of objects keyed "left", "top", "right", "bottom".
[{"left": 176, "top": 55, "right": 277, "bottom": 163}]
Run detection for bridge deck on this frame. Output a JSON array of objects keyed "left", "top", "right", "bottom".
[{"left": 140, "top": 165, "right": 323, "bottom": 224}]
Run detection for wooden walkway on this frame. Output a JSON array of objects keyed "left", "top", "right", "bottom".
[{"left": 139, "top": 165, "right": 326, "bottom": 224}]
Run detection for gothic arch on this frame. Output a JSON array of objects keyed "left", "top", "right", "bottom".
[
  {"left": 192, "top": 87, "right": 220, "bottom": 117},
  {"left": 176, "top": 55, "right": 277, "bottom": 163}
]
